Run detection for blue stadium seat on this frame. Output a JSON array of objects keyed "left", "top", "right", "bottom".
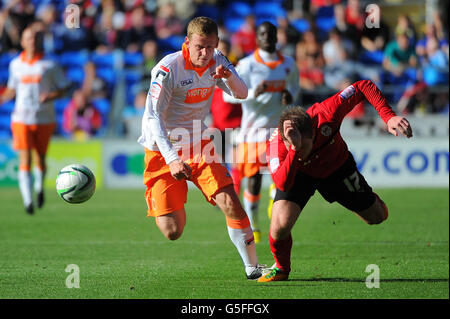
[
  {"left": 0, "top": 52, "right": 19, "bottom": 68},
  {"left": 254, "top": 2, "right": 286, "bottom": 20},
  {"left": 0, "top": 115, "right": 11, "bottom": 134},
  {"left": 54, "top": 98, "right": 71, "bottom": 115},
  {"left": 195, "top": 4, "right": 219, "bottom": 20},
  {"left": 0, "top": 101, "right": 15, "bottom": 115},
  {"left": 225, "top": 2, "right": 252, "bottom": 19},
  {"left": 66, "top": 67, "right": 85, "bottom": 86},
  {"left": 91, "top": 52, "right": 115, "bottom": 69},
  {"left": 125, "top": 69, "right": 143, "bottom": 86},
  {"left": 0, "top": 68, "right": 8, "bottom": 84},
  {"left": 58, "top": 50, "right": 90, "bottom": 68},
  {"left": 96, "top": 68, "right": 116, "bottom": 86},
  {"left": 158, "top": 36, "right": 184, "bottom": 53},
  {"left": 359, "top": 50, "right": 384, "bottom": 65},
  {"left": 316, "top": 16, "right": 336, "bottom": 36},
  {"left": 225, "top": 17, "right": 245, "bottom": 33},
  {"left": 92, "top": 98, "right": 111, "bottom": 120},
  {"left": 124, "top": 52, "right": 144, "bottom": 67},
  {"left": 292, "top": 19, "right": 310, "bottom": 33}
]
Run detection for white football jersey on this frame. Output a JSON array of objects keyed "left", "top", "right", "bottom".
[
  {"left": 138, "top": 45, "right": 246, "bottom": 164},
  {"left": 224, "top": 49, "right": 300, "bottom": 143},
  {"left": 7, "top": 52, "right": 69, "bottom": 124}
]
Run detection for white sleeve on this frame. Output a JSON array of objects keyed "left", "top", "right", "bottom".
[
  {"left": 147, "top": 65, "right": 179, "bottom": 164},
  {"left": 215, "top": 51, "right": 248, "bottom": 99},
  {"left": 222, "top": 58, "right": 255, "bottom": 103},
  {"left": 7, "top": 62, "right": 18, "bottom": 90}
]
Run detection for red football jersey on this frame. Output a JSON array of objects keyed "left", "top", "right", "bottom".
[{"left": 266, "top": 80, "right": 397, "bottom": 192}]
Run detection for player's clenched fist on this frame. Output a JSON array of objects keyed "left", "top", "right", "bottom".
[
  {"left": 387, "top": 116, "right": 413, "bottom": 138},
  {"left": 169, "top": 159, "right": 192, "bottom": 180},
  {"left": 213, "top": 64, "right": 232, "bottom": 79}
]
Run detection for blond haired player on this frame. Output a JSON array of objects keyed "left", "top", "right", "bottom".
[
  {"left": 223, "top": 22, "right": 300, "bottom": 243},
  {"left": 0, "top": 27, "right": 69, "bottom": 214},
  {"left": 138, "top": 17, "right": 266, "bottom": 280}
]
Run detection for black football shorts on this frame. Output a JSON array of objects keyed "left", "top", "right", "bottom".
[{"left": 274, "top": 152, "right": 376, "bottom": 212}]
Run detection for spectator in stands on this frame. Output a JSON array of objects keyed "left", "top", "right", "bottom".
[
  {"left": 63, "top": 89, "right": 102, "bottom": 139},
  {"left": 93, "top": 7, "right": 120, "bottom": 53},
  {"left": 360, "top": 15, "right": 390, "bottom": 53},
  {"left": 297, "top": 49, "right": 325, "bottom": 105},
  {"left": 154, "top": 2, "right": 184, "bottom": 40},
  {"left": 34, "top": 3, "right": 61, "bottom": 55},
  {"left": 416, "top": 23, "right": 449, "bottom": 65},
  {"left": 421, "top": 37, "right": 449, "bottom": 86},
  {"left": 295, "top": 29, "right": 325, "bottom": 70},
  {"left": 156, "top": 0, "right": 196, "bottom": 22},
  {"left": 395, "top": 14, "right": 417, "bottom": 47},
  {"left": 333, "top": 3, "right": 359, "bottom": 48},
  {"left": 382, "top": 31, "right": 418, "bottom": 82},
  {"left": 1, "top": 0, "right": 35, "bottom": 53},
  {"left": 231, "top": 14, "right": 257, "bottom": 56},
  {"left": 276, "top": 16, "right": 300, "bottom": 58},
  {"left": 58, "top": 0, "right": 96, "bottom": 52},
  {"left": 322, "top": 28, "right": 357, "bottom": 90},
  {"left": 345, "top": 0, "right": 364, "bottom": 31},
  {"left": 121, "top": 4, "right": 156, "bottom": 52}
]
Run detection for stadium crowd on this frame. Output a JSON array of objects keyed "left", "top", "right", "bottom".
[{"left": 0, "top": 0, "right": 448, "bottom": 139}]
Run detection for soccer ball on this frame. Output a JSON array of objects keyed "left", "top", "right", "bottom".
[{"left": 56, "top": 164, "right": 96, "bottom": 204}]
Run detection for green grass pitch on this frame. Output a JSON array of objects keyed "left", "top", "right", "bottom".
[{"left": 0, "top": 187, "right": 448, "bottom": 299}]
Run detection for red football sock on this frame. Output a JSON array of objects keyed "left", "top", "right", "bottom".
[
  {"left": 231, "top": 167, "right": 241, "bottom": 196},
  {"left": 268, "top": 232, "right": 292, "bottom": 274}
]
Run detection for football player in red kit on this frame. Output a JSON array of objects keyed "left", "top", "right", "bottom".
[{"left": 258, "top": 80, "right": 413, "bottom": 282}]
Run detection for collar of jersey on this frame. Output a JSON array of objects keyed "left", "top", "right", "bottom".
[
  {"left": 20, "top": 52, "right": 43, "bottom": 65},
  {"left": 253, "top": 49, "right": 284, "bottom": 69},
  {"left": 182, "top": 43, "right": 215, "bottom": 77}
]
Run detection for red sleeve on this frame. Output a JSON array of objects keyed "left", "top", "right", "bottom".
[
  {"left": 266, "top": 129, "right": 300, "bottom": 192},
  {"left": 353, "top": 80, "right": 397, "bottom": 123},
  {"left": 321, "top": 80, "right": 397, "bottom": 124}
]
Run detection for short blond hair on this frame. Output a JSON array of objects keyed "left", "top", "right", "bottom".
[{"left": 187, "top": 16, "right": 218, "bottom": 39}]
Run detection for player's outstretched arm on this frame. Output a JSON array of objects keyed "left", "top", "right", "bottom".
[
  {"left": 0, "top": 88, "right": 16, "bottom": 104},
  {"left": 387, "top": 115, "right": 413, "bottom": 138}
]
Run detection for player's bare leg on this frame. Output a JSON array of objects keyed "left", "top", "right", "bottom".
[
  {"left": 18, "top": 149, "right": 33, "bottom": 214},
  {"left": 214, "top": 184, "right": 264, "bottom": 279},
  {"left": 33, "top": 150, "right": 47, "bottom": 209},
  {"left": 155, "top": 209, "right": 186, "bottom": 240},
  {"left": 259, "top": 200, "right": 300, "bottom": 282},
  {"left": 243, "top": 173, "right": 262, "bottom": 243},
  {"left": 353, "top": 194, "right": 388, "bottom": 225}
]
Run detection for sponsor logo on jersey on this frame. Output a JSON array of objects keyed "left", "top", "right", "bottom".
[
  {"left": 264, "top": 80, "right": 286, "bottom": 92},
  {"left": 184, "top": 86, "right": 214, "bottom": 104},
  {"left": 20, "top": 75, "right": 42, "bottom": 84},
  {"left": 339, "top": 85, "right": 355, "bottom": 100},
  {"left": 180, "top": 78, "right": 193, "bottom": 86},
  {"left": 155, "top": 65, "right": 169, "bottom": 81}
]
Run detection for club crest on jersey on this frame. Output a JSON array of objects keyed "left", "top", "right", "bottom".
[
  {"left": 339, "top": 85, "right": 355, "bottom": 100},
  {"left": 320, "top": 125, "right": 332, "bottom": 137}
]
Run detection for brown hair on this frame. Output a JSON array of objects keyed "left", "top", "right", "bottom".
[
  {"left": 278, "top": 106, "right": 313, "bottom": 140},
  {"left": 187, "top": 16, "right": 218, "bottom": 39}
]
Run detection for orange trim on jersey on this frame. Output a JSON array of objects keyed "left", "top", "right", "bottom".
[
  {"left": 184, "top": 86, "right": 214, "bottom": 104},
  {"left": 243, "top": 190, "right": 261, "bottom": 203},
  {"left": 20, "top": 75, "right": 42, "bottom": 84},
  {"left": 253, "top": 49, "right": 285, "bottom": 69},
  {"left": 19, "top": 52, "right": 43, "bottom": 65},
  {"left": 263, "top": 80, "right": 286, "bottom": 92},
  {"left": 226, "top": 216, "right": 251, "bottom": 229},
  {"left": 182, "top": 43, "right": 216, "bottom": 77}
]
